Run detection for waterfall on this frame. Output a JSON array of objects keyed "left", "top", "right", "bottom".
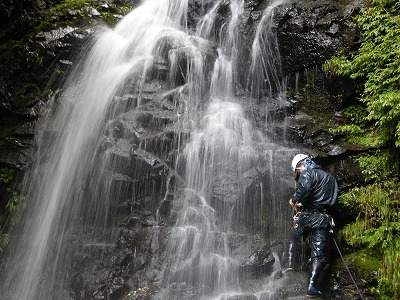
[
  {"left": 0, "top": 0, "right": 299, "bottom": 299},
  {"left": 162, "top": 1, "right": 252, "bottom": 298}
]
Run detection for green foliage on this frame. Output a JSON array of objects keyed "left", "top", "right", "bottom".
[
  {"left": 5, "top": 190, "right": 26, "bottom": 215},
  {"left": 118, "top": 6, "right": 131, "bottom": 15},
  {"left": 334, "top": 4, "right": 400, "bottom": 279},
  {"left": 323, "top": 52, "right": 352, "bottom": 78},
  {"left": 324, "top": 0, "right": 400, "bottom": 147},
  {"left": 356, "top": 149, "right": 399, "bottom": 181},
  {"left": 35, "top": 0, "right": 132, "bottom": 30},
  {"left": 0, "top": 168, "right": 15, "bottom": 184},
  {"left": 380, "top": 247, "right": 400, "bottom": 300},
  {"left": 339, "top": 180, "right": 400, "bottom": 299},
  {"left": 0, "top": 234, "right": 10, "bottom": 253},
  {"left": 0, "top": 39, "right": 44, "bottom": 93},
  {"left": 342, "top": 105, "right": 368, "bottom": 127},
  {"left": 36, "top": 0, "right": 95, "bottom": 30},
  {"left": 0, "top": 0, "right": 45, "bottom": 36},
  {"left": 326, "top": 5, "right": 400, "bottom": 295},
  {"left": 23, "top": 42, "right": 44, "bottom": 67},
  {"left": 329, "top": 105, "right": 376, "bottom": 144},
  {"left": 0, "top": 168, "right": 26, "bottom": 253},
  {"left": 95, "top": 4, "right": 132, "bottom": 25}
]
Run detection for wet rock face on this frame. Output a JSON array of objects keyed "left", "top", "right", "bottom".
[
  {"left": 269, "top": 0, "right": 367, "bottom": 190},
  {"left": 68, "top": 226, "right": 166, "bottom": 300},
  {"left": 276, "top": 0, "right": 360, "bottom": 74},
  {"left": 0, "top": 25, "right": 100, "bottom": 170},
  {"left": 240, "top": 245, "right": 275, "bottom": 276},
  {"left": 0, "top": 0, "right": 136, "bottom": 171},
  {"left": 187, "top": 0, "right": 217, "bottom": 30}
]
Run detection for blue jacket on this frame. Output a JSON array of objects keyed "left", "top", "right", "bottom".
[{"left": 292, "top": 161, "right": 339, "bottom": 212}]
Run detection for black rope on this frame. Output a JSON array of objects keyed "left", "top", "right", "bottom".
[{"left": 332, "top": 237, "right": 366, "bottom": 300}]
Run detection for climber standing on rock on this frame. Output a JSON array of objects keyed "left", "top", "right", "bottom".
[{"left": 283, "top": 154, "right": 339, "bottom": 298}]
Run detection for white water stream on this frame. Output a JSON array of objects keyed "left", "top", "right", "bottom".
[
  {"left": 248, "top": 0, "right": 287, "bottom": 98},
  {"left": 0, "top": 0, "right": 296, "bottom": 299}
]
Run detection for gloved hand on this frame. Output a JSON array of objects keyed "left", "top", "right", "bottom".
[{"left": 289, "top": 199, "right": 303, "bottom": 213}]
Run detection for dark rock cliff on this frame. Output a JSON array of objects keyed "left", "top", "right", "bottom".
[
  {"left": 275, "top": 0, "right": 367, "bottom": 191},
  {"left": 0, "top": 0, "right": 365, "bottom": 185}
]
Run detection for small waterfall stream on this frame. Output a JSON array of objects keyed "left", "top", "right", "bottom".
[
  {"left": 0, "top": 0, "right": 301, "bottom": 299},
  {"left": 248, "top": 0, "right": 286, "bottom": 98}
]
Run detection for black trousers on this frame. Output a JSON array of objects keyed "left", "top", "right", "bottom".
[{"left": 290, "top": 210, "right": 332, "bottom": 264}]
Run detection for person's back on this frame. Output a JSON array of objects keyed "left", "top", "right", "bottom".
[{"left": 292, "top": 162, "right": 339, "bottom": 212}]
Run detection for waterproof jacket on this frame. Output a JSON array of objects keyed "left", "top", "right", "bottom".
[{"left": 291, "top": 162, "right": 339, "bottom": 212}]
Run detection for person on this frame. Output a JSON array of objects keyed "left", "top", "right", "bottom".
[{"left": 283, "top": 154, "right": 339, "bottom": 298}]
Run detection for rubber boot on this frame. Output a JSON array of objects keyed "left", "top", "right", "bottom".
[
  {"left": 282, "top": 242, "right": 296, "bottom": 273},
  {"left": 307, "top": 260, "right": 325, "bottom": 298}
]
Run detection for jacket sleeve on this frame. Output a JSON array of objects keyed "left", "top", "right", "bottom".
[{"left": 292, "top": 170, "right": 313, "bottom": 205}]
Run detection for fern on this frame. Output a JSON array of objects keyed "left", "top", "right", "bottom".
[{"left": 339, "top": 181, "right": 400, "bottom": 298}]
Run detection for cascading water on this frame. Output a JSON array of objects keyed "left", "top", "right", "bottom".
[
  {"left": 161, "top": 1, "right": 257, "bottom": 298},
  {"left": 0, "top": 0, "right": 302, "bottom": 299},
  {"left": 247, "top": 0, "right": 286, "bottom": 99},
  {"left": 162, "top": 100, "right": 256, "bottom": 299}
]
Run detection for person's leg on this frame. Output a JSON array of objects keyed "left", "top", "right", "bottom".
[
  {"left": 307, "top": 228, "right": 330, "bottom": 298},
  {"left": 282, "top": 240, "right": 297, "bottom": 272},
  {"left": 307, "top": 259, "right": 325, "bottom": 297},
  {"left": 282, "top": 225, "right": 302, "bottom": 272}
]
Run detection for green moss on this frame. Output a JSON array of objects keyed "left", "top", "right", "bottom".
[
  {"left": 94, "top": 4, "right": 132, "bottom": 26},
  {"left": 36, "top": 0, "right": 94, "bottom": 31},
  {"left": 298, "top": 69, "right": 338, "bottom": 129},
  {"left": 284, "top": 88, "right": 296, "bottom": 98},
  {"left": 98, "top": 10, "right": 117, "bottom": 25},
  {"left": 35, "top": 1, "right": 132, "bottom": 30},
  {"left": 341, "top": 248, "right": 381, "bottom": 276},
  {"left": 118, "top": 6, "right": 131, "bottom": 15},
  {"left": 0, "top": 234, "right": 10, "bottom": 253},
  {"left": 331, "top": 248, "right": 381, "bottom": 298}
]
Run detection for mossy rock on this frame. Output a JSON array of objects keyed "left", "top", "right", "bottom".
[
  {"left": 331, "top": 247, "right": 380, "bottom": 297},
  {"left": 342, "top": 248, "right": 381, "bottom": 279},
  {"left": 14, "top": 84, "right": 41, "bottom": 109}
]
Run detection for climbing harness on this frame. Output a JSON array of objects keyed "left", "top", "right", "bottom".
[{"left": 332, "top": 237, "right": 366, "bottom": 300}]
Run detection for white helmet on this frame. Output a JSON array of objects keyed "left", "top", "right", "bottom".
[{"left": 291, "top": 154, "right": 308, "bottom": 172}]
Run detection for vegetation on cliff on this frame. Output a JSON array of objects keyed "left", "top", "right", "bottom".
[
  {"left": 325, "top": 0, "right": 400, "bottom": 298},
  {"left": 0, "top": 0, "right": 131, "bottom": 36},
  {"left": 0, "top": 0, "right": 131, "bottom": 103},
  {"left": 0, "top": 168, "right": 25, "bottom": 252}
]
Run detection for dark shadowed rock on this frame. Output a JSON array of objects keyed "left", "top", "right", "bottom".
[
  {"left": 276, "top": 0, "right": 361, "bottom": 74},
  {"left": 240, "top": 245, "right": 275, "bottom": 276}
]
